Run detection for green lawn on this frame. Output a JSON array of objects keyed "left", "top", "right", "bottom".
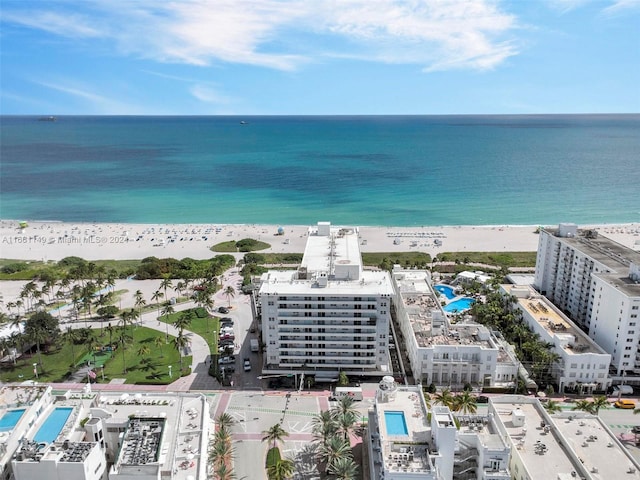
[
  {"left": 103, "top": 327, "right": 186, "bottom": 384},
  {"left": 0, "top": 342, "right": 77, "bottom": 383},
  {"left": 0, "top": 325, "right": 190, "bottom": 385},
  {"left": 158, "top": 307, "right": 220, "bottom": 353}
]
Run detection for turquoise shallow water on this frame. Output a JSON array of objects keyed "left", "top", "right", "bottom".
[{"left": 1, "top": 115, "right": 638, "bottom": 226}]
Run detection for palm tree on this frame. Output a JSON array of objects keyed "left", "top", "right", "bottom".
[
  {"left": 434, "top": 388, "right": 455, "bottom": 409},
  {"left": 452, "top": 390, "right": 477, "bottom": 414},
  {"left": 172, "top": 331, "right": 190, "bottom": 372},
  {"left": 151, "top": 290, "right": 164, "bottom": 321},
  {"left": 216, "top": 412, "right": 237, "bottom": 431},
  {"left": 312, "top": 410, "right": 337, "bottom": 445},
  {"left": 543, "top": 400, "right": 562, "bottom": 414},
  {"left": 160, "top": 302, "right": 174, "bottom": 343},
  {"left": 319, "top": 435, "right": 352, "bottom": 472},
  {"left": 224, "top": 286, "right": 236, "bottom": 307},
  {"left": 154, "top": 335, "right": 165, "bottom": 358},
  {"left": 572, "top": 399, "right": 595, "bottom": 415},
  {"left": 63, "top": 326, "right": 80, "bottom": 366},
  {"left": 590, "top": 395, "right": 609, "bottom": 416},
  {"left": 160, "top": 276, "right": 173, "bottom": 304},
  {"left": 118, "top": 331, "right": 133, "bottom": 374},
  {"left": 134, "top": 290, "right": 146, "bottom": 321},
  {"left": 261, "top": 423, "right": 289, "bottom": 451},
  {"left": 137, "top": 345, "right": 151, "bottom": 365},
  {"left": 173, "top": 309, "right": 194, "bottom": 332},
  {"left": 328, "top": 456, "right": 359, "bottom": 479},
  {"left": 267, "top": 458, "right": 295, "bottom": 480}
]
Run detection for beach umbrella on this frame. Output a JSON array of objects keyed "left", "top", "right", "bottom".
[{"left": 277, "top": 226, "right": 284, "bottom": 235}]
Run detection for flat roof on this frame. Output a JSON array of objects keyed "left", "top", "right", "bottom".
[
  {"left": 259, "top": 269, "right": 394, "bottom": 295},
  {"left": 492, "top": 398, "right": 580, "bottom": 478},
  {"left": 98, "top": 392, "right": 207, "bottom": 480},
  {"left": 545, "top": 228, "right": 640, "bottom": 297},
  {"left": 491, "top": 396, "right": 640, "bottom": 479},
  {"left": 394, "top": 270, "right": 496, "bottom": 349},
  {"left": 373, "top": 388, "right": 434, "bottom": 475},
  {"left": 302, "top": 225, "right": 362, "bottom": 275},
  {"left": 504, "top": 285, "right": 607, "bottom": 356},
  {"left": 553, "top": 412, "right": 640, "bottom": 478}
]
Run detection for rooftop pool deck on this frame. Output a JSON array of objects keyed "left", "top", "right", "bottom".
[
  {"left": 34, "top": 407, "right": 73, "bottom": 443},
  {"left": 0, "top": 408, "right": 25, "bottom": 432}
]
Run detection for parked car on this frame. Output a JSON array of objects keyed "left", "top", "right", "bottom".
[
  {"left": 219, "top": 336, "right": 235, "bottom": 343},
  {"left": 218, "top": 356, "right": 235, "bottom": 365},
  {"left": 218, "top": 345, "right": 234, "bottom": 354},
  {"left": 614, "top": 399, "right": 636, "bottom": 409},
  {"left": 220, "top": 365, "right": 235, "bottom": 373},
  {"left": 220, "top": 317, "right": 233, "bottom": 323},
  {"left": 243, "top": 357, "right": 251, "bottom": 372},
  {"left": 218, "top": 307, "right": 229, "bottom": 314}
]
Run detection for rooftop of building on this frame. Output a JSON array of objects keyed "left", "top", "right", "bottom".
[
  {"left": 371, "top": 385, "right": 435, "bottom": 475},
  {"left": 544, "top": 227, "right": 640, "bottom": 297},
  {"left": 491, "top": 395, "right": 639, "bottom": 480},
  {"left": 503, "top": 285, "right": 608, "bottom": 356},
  {"left": 302, "top": 223, "right": 362, "bottom": 276},
  {"left": 97, "top": 392, "right": 207, "bottom": 479},
  {"left": 492, "top": 397, "right": 582, "bottom": 478},
  {"left": 259, "top": 268, "right": 394, "bottom": 295},
  {"left": 394, "top": 269, "right": 498, "bottom": 351}
]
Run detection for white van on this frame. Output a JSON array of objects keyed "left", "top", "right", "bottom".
[{"left": 613, "top": 385, "right": 634, "bottom": 395}]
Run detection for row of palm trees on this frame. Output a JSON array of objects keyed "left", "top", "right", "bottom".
[
  {"left": 210, "top": 413, "right": 238, "bottom": 480},
  {"left": 424, "top": 388, "right": 478, "bottom": 414},
  {"left": 311, "top": 397, "right": 361, "bottom": 479},
  {"left": 471, "top": 290, "right": 561, "bottom": 387}
]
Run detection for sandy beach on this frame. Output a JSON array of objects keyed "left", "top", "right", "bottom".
[{"left": 1, "top": 219, "right": 639, "bottom": 262}]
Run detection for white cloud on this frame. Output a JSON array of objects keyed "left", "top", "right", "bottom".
[
  {"left": 601, "top": 0, "right": 640, "bottom": 15},
  {"left": 32, "top": 80, "right": 141, "bottom": 114},
  {"left": 2, "top": 0, "right": 520, "bottom": 72},
  {"left": 190, "top": 84, "right": 233, "bottom": 104},
  {"left": 1, "top": 10, "right": 102, "bottom": 37}
]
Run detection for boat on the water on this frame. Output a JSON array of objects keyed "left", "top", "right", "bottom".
[
  {"left": 240, "top": 120, "right": 248, "bottom": 125},
  {"left": 38, "top": 116, "right": 57, "bottom": 121}
]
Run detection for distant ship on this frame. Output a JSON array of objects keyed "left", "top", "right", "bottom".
[
  {"left": 38, "top": 116, "right": 57, "bottom": 121},
  {"left": 240, "top": 120, "right": 248, "bottom": 125}
]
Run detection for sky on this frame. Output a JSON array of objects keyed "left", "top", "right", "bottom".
[{"left": 1, "top": 0, "right": 639, "bottom": 115}]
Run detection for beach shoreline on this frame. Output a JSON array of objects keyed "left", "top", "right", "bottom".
[{"left": 1, "top": 219, "right": 639, "bottom": 262}]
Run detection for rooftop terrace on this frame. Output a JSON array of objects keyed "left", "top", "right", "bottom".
[
  {"left": 395, "top": 270, "right": 495, "bottom": 349},
  {"left": 505, "top": 285, "right": 606, "bottom": 356}
]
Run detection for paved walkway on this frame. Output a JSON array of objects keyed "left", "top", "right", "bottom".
[{"left": 59, "top": 267, "right": 249, "bottom": 392}]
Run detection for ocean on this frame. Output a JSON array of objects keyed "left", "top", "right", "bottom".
[{"left": 1, "top": 115, "right": 638, "bottom": 226}]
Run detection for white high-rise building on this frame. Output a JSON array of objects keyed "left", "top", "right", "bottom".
[
  {"left": 258, "top": 222, "right": 395, "bottom": 380},
  {"left": 535, "top": 224, "right": 640, "bottom": 380}
]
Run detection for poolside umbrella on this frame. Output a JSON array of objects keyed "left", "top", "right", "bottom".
[{"left": 187, "top": 453, "right": 194, "bottom": 461}]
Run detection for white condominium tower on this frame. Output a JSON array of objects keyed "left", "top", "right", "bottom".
[
  {"left": 258, "top": 222, "right": 395, "bottom": 381},
  {"left": 535, "top": 223, "right": 640, "bottom": 379}
]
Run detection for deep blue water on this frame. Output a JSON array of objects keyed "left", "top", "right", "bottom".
[{"left": 1, "top": 115, "right": 638, "bottom": 226}]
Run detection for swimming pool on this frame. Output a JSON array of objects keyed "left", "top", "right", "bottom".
[
  {"left": 434, "top": 284, "right": 456, "bottom": 300},
  {"left": 384, "top": 411, "right": 408, "bottom": 436},
  {"left": 0, "top": 409, "right": 25, "bottom": 432},
  {"left": 34, "top": 407, "right": 73, "bottom": 443},
  {"left": 443, "top": 297, "right": 475, "bottom": 313}
]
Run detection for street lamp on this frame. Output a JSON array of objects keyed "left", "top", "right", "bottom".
[
  {"left": 100, "top": 365, "right": 105, "bottom": 380},
  {"left": 168, "top": 365, "right": 173, "bottom": 378},
  {"left": 33, "top": 363, "right": 38, "bottom": 379}
]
